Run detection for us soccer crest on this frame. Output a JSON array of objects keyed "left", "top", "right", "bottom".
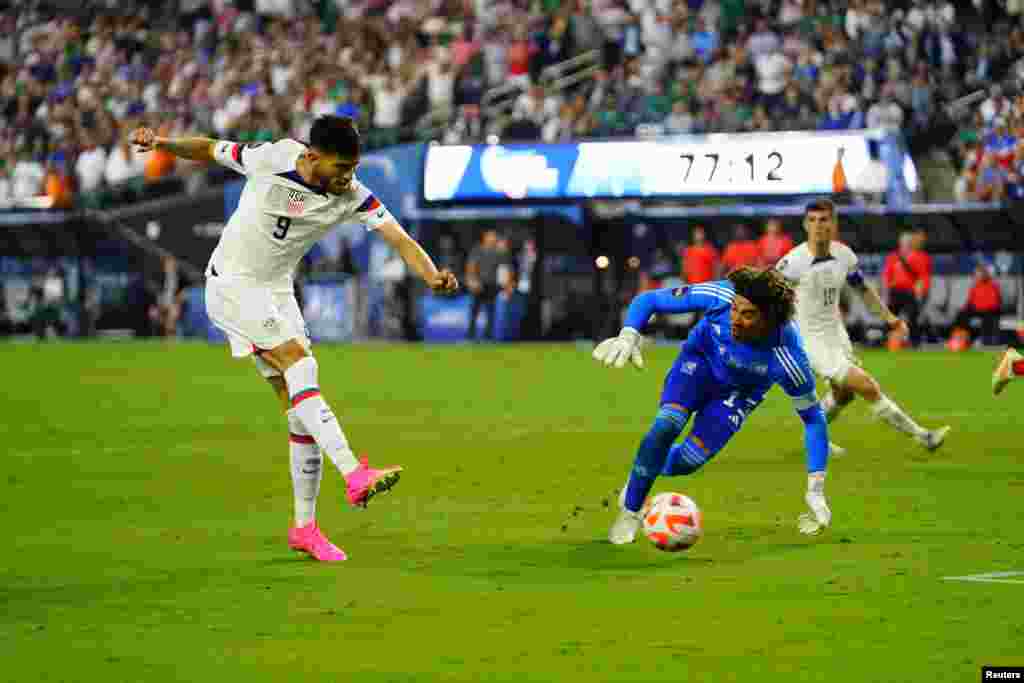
[{"left": 286, "top": 190, "right": 307, "bottom": 216}]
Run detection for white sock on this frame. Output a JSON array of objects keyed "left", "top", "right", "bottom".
[
  {"left": 871, "top": 394, "right": 928, "bottom": 439},
  {"left": 288, "top": 410, "right": 321, "bottom": 527},
  {"left": 284, "top": 357, "right": 359, "bottom": 476},
  {"left": 820, "top": 392, "right": 847, "bottom": 423}
]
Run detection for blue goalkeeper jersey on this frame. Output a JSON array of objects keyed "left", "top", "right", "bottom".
[
  {"left": 624, "top": 280, "right": 828, "bottom": 472},
  {"left": 626, "top": 280, "right": 818, "bottom": 407}
]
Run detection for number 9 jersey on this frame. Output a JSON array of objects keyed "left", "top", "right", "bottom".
[
  {"left": 775, "top": 240, "right": 866, "bottom": 383},
  {"left": 208, "top": 139, "right": 394, "bottom": 291}
]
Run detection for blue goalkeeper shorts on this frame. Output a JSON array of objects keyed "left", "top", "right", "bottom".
[{"left": 659, "top": 352, "right": 765, "bottom": 461}]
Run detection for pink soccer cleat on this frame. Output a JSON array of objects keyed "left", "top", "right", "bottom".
[
  {"left": 288, "top": 522, "right": 348, "bottom": 562},
  {"left": 345, "top": 456, "right": 402, "bottom": 508}
]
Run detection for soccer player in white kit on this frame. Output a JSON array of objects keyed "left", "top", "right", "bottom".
[
  {"left": 776, "top": 200, "right": 949, "bottom": 453},
  {"left": 129, "top": 116, "right": 459, "bottom": 562}
]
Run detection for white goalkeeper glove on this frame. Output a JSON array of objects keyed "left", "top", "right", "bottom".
[
  {"left": 798, "top": 473, "right": 831, "bottom": 536},
  {"left": 592, "top": 327, "right": 644, "bottom": 369}
]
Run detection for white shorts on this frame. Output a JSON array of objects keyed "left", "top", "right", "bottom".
[
  {"left": 804, "top": 330, "right": 859, "bottom": 385},
  {"left": 205, "top": 276, "right": 311, "bottom": 375}
]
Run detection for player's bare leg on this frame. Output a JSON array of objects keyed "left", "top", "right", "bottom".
[
  {"left": 259, "top": 340, "right": 402, "bottom": 508},
  {"left": 820, "top": 380, "right": 855, "bottom": 456},
  {"left": 821, "top": 381, "right": 856, "bottom": 422},
  {"left": 264, "top": 375, "right": 347, "bottom": 561},
  {"left": 842, "top": 366, "right": 950, "bottom": 451},
  {"left": 992, "top": 347, "right": 1023, "bottom": 396}
]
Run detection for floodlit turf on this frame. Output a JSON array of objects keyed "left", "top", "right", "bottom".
[{"left": 2, "top": 341, "right": 1022, "bottom": 682}]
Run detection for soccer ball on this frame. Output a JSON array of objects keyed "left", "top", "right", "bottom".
[{"left": 642, "top": 492, "right": 703, "bottom": 552}]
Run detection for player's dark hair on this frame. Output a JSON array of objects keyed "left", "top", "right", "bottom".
[
  {"left": 309, "top": 115, "right": 360, "bottom": 158},
  {"left": 804, "top": 198, "right": 836, "bottom": 217},
  {"left": 727, "top": 266, "right": 796, "bottom": 329}
]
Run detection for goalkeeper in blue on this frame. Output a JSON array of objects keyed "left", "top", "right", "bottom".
[{"left": 593, "top": 267, "right": 832, "bottom": 543}]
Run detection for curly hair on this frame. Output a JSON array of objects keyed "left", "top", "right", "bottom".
[{"left": 727, "top": 266, "right": 797, "bottom": 329}]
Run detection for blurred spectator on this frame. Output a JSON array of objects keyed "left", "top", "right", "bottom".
[
  {"left": 75, "top": 131, "right": 108, "bottom": 195},
  {"left": 754, "top": 46, "right": 791, "bottom": 112},
  {"left": 0, "top": 157, "right": 11, "bottom": 204},
  {"left": 517, "top": 238, "right": 537, "bottom": 295},
  {"left": 758, "top": 219, "right": 794, "bottom": 267},
  {"left": 11, "top": 150, "right": 45, "bottom": 201},
  {"left": 951, "top": 262, "right": 1002, "bottom": 345},
  {"left": 30, "top": 266, "right": 67, "bottom": 339},
  {"left": 496, "top": 236, "right": 516, "bottom": 296},
  {"left": 148, "top": 255, "right": 187, "bottom": 338},
  {"left": 105, "top": 136, "right": 146, "bottom": 188},
  {"left": 44, "top": 153, "right": 74, "bottom": 209},
  {"left": 721, "top": 224, "right": 761, "bottom": 274},
  {"left": 866, "top": 89, "right": 904, "bottom": 129},
  {"left": 514, "top": 84, "right": 560, "bottom": 131},
  {"left": 664, "top": 100, "right": 696, "bottom": 134},
  {"left": 640, "top": 247, "right": 676, "bottom": 291},
  {"left": 680, "top": 225, "right": 719, "bottom": 284},
  {"left": 973, "top": 152, "right": 1006, "bottom": 201},
  {"left": 883, "top": 231, "right": 932, "bottom": 347},
  {"left": 466, "top": 229, "right": 503, "bottom": 342}
]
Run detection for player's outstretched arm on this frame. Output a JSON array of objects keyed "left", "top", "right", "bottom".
[
  {"left": 857, "top": 279, "right": 910, "bottom": 339},
  {"left": 376, "top": 220, "right": 458, "bottom": 293},
  {"left": 593, "top": 283, "right": 727, "bottom": 370},
  {"left": 129, "top": 128, "right": 217, "bottom": 163},
  {"left": 622, "top": 283, "right": 726, "bottom": 330}
]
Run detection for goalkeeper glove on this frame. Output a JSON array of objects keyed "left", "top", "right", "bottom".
[
  {"left": 798, "top": 473, "right": 831, "bottom": 536},
  {"left": 592, "top": 327, "right": 644, "bottom": 369}
]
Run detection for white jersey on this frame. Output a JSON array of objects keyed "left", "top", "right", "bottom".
[
  {"left": 208, "top": 139, "right": 394, "bottom": 290},
  {"left": 776, "top": 241, "right": 864, "bottom": 340}
]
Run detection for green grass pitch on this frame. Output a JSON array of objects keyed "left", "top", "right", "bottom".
[{"left": 2, "top": 342, "right": 1022, "bottom": 682}]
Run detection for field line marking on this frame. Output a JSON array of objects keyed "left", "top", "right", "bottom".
[{"left": 942, "top": 571, "right": 1024, "bottom": 584}]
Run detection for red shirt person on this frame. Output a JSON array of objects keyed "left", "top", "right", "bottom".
[
  {"left": 722, "top": 224, "right": 761, "bottom": 274},
  {"left": 953, "top": 263, "right": 1003, "bottom": 345},
  {"left": 758, "top": 218, "right": 794, "bottom": 267},
  {"left": 882, "top": 231, "right": 932, "bottom": 346},
  {"left": 681, "top": 225, "right": 720, "bottom": 284}
]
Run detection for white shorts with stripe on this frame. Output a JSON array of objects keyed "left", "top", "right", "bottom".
[
  {"left": 205, "top": 274, "right": 311, "bottom": 376},
  {"left": 803, "top": 327, "right": 859, "bottom": 385}
]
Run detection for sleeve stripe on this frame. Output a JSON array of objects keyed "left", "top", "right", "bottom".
[
  {"left": 691, "top": 285, "right": 735, "bottom": 301},
  {"left": 690, "top": 289, "right": 731, "bottom": 303},
  {"left": 774, "top": 348, "right": 805, "bottom": 386},
  {"left": 782, "top": 348, "right": 808, "bottom": 384},
  {"left": 355, "top": 194, "right": 381, "bottom": 213},
  {"left": 231, "top": 143, "right": 243, "bottom": 166},
  {"left": 691, "top": 283, "right": 734, "bottom": 299},
  {"left": 779, "top": 347, "right": 808, "bottom": 384}
]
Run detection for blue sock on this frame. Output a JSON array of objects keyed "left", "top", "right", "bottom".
[
  {"left": 623, "top": 407, "right": 688, "bottom": 512},
  {"left": 662, "top": 436, "right": 710, "bottom": 476}
]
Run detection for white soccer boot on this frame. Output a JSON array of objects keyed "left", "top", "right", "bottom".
[
  {"left": 829, "top": 442, "right": 847, "bottom": 458},
  {"left": 917, "top": 425, "right": 951, "bottom": 452},
  {"left": 609, "top": 508, "right": 642, "bottom": 545}
]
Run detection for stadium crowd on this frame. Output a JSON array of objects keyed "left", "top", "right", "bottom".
[{"left": 0, "top": 0, "right": 1021, "bottom": 208}]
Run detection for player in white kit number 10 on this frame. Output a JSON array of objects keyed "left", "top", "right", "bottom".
[
  {"left": 130, "top": 116, "right": 459, "bottom": 562},
  {"left": 776, "top": 199, "right": 949, "bottom": 454}
]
